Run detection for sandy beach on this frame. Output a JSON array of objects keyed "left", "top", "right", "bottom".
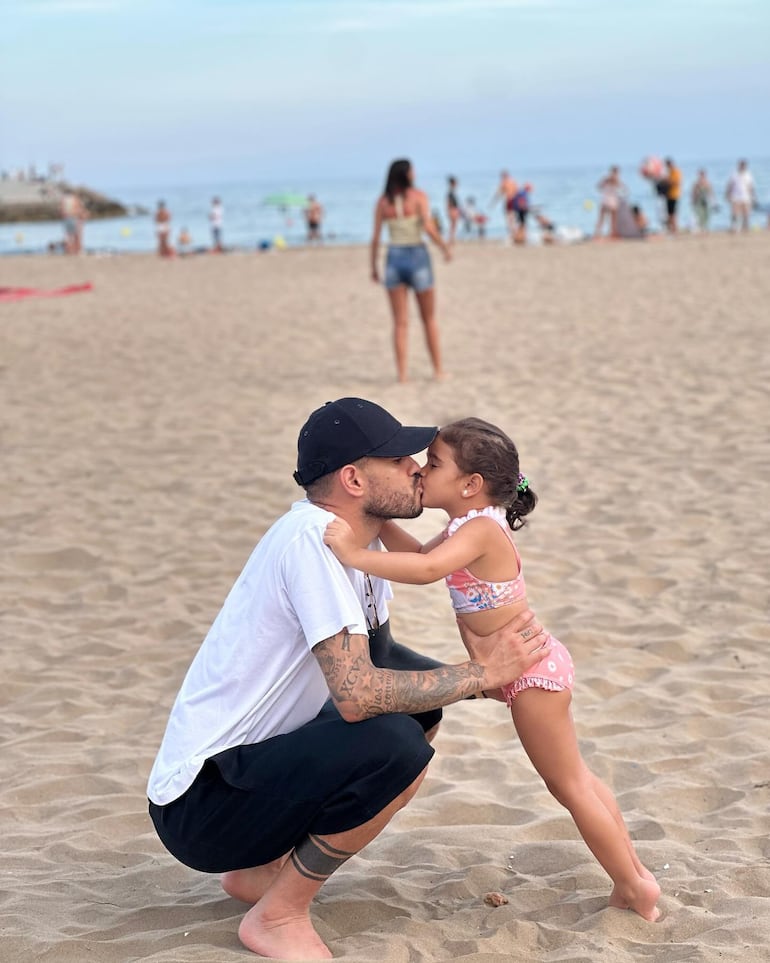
[{"left": 2, "top": 234, "right": 769, "bottom": 962}]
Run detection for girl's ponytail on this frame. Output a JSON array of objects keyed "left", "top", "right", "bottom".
[{"left": 505, "top": 473, "right": 538, "bottom": 530}]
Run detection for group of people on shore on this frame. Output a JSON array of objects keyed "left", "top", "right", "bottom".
[
  {"left": 153, "top": 196, "right": 225, "bottom": 258},
  {"left": 443, "top": 171, "right": 554, "bottom": 247},
  {"left": 150, "top": 193, "right": 325, "bottom": 257},
  {"left": 594, "top": 157, "right": 759, "bottom": 239},
  {"left": 367, "top": 155, "right": 763, "bottom": 385}
]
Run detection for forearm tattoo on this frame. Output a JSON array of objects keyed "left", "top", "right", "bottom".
[
  {"left": 291, "top": 833, "right": 355, "bottom": 882},
  {"left": 315, "top": 631, "right": 485, "bottom": 719}
]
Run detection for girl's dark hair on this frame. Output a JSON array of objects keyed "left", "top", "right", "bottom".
[
  {"left": 439, "top": 417, "right": 538, "bottom": 530},
  {"left": 384, "top": 159, "right": 412, "bottom": 202}
]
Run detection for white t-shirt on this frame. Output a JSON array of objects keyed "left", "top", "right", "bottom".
[
  {"left": 147, "top": 500, "right": 392, "bottom": 805},
  {"left": 726, "top": 170, "right": 755, "bottom": 204},
  {"left": 209, "top": 202, "right": 223, "bottom": 227}
]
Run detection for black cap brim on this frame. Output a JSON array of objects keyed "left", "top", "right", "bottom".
[{"left": 366, "top": 425, "right": 437, "bottom": 459}]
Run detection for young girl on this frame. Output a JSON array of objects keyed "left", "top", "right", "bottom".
[{"left": 324, "top": 417, "right": 661, "bottom": 922}]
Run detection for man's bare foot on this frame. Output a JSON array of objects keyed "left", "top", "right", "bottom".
[
  {"left": 221, "top": 856, "right": 288, "bottom": 904},
  {"left": 433, "top": 370, "right": 450, "bottom": 382},
  {"left": 609, "top": 876, "right": 661, "bottom": 921},
  {"left": 238, "top": 904, "right": 332, "bottom": 959}
]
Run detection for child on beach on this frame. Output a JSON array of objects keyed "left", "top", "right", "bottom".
[{"left": 324, "top": 417, "right": 661, "bottom": 922}]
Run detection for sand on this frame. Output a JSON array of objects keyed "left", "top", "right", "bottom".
[{"left": 1, "top": 234, "right": 769, "bottom": 962}]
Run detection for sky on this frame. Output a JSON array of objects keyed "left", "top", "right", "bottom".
[{"left": 2, "top": 0, "right": 769, "bottom": 188}]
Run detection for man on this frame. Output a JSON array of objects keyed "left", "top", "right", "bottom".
[
  {"left": 662, "top": 157, "right": 682, "bottom": 233},
  {"left": 725, "top": 159, "right": 756, "bottom": 232},
  {"left": 60, "top": 188, "right": 87, "bottom": 254},
  {"left": 209, "top": 196, "right": 224, "bottom": 251},
  {"left": 304, "top": 194, "right": 324, "bottom": 242},
  {"left": 489, "top": 169, "right": 518, "bottom": 241},
  {"left": 147, "top": 397, "right": 548, "bottom": 960}
]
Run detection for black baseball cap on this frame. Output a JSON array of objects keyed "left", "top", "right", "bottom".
[{"left": 294, "top": 398, "right": 437, "bottom": 487}]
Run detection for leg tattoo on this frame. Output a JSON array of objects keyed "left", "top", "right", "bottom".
[{"left": 291, "top": 833, "right": 356, "bottom": 883}]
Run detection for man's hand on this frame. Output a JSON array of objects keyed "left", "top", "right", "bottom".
[
  {"left": 323, "top": 517, "right": 359, "bottom": 566},
  {"left": 457, "top": 608, "right": 550, "bottom": 692}
]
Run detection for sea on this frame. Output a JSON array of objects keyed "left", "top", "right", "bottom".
[{"left": 2, "top": 157, "right": 768, "bottom": 256}]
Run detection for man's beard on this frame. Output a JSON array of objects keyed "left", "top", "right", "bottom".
[{"left": 363, "top": 476, "right": 423, "bottom": 521}]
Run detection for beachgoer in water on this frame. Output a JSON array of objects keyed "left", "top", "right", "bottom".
[
  {"left": 535, "top": 211, "right": 556, "bottom": 244},
  {"left": 490, "top": 170, "right": 518, "bottom": 241},
  {"left": 446, "top": 176, "right": 462, "bottom": 247},
  {"left": 370, "top": 159, "right": 451, "bottom": 383},
  {"left": 155, "top": 201, "right": 173, "bottom": 257},
  {"left": 630, "top": 205, "right": 649, "bottom": 237},
  {"left": 662, "top": 158, "right": 682, "bottom": 233},
  {"left": 511, "top": 183, "right": 532, "bottom": 245},
  {"left": 691, "top": 171, "right": 714, "bottom": 232},
  {"left": 209, "top": 197, "right": 224, "bottom": 251},
  {"left": 60, "top": 189, "right": 87, "bottom": 255},
  {"left": 325, "top": 417, "right": 662, "bottom": 923},
  {"left": 464, "top": 197, "right": 488, "bottom": 239},
  {"left": 178, "top": 227, "right": 193, "bottom": 256},
  {"left": 725, "top": 159, "right": 756, "bottom": 233},
  {"left": 594, "top": 166, "right": 626, "bottom": 239},
  {"left": 305, "top": 194, "right": 324, "bottom": 243}
]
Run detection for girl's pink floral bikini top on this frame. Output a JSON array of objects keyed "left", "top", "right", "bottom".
[{"left": 442, "top": 505, "right": 526, "bottom": 614}]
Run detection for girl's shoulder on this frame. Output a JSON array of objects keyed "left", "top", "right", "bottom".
[{"left": 447, "top": 505, "right": 509, "bottom": 539}]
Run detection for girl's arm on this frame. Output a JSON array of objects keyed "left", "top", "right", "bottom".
[
  {"left": 380, "top": 520, "right": 445, "bottom": 556},
  {"left": 325, "top": 517, "right": 489, "bottom": 584},
  {"left": 379, "top": 520, "right": 423, "bottom": 554}
]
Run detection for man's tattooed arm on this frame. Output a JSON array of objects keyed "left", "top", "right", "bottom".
[{"left": 313, "top": 629, "right": 486, "bottom": 722}]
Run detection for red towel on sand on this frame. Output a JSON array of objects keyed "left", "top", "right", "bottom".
[{"left": 0, "top": 282, "right": 93, "bottom": 303}]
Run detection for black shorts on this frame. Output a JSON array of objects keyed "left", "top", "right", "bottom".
[
  {"left": 148, "top": 620, "right": 443, "bottom": 873},
  {"left": 666, "top": 198, "right": 678, "bottom": 217},
  {"left": 515, "top": 209, "right": 528, "bottom": 225}
]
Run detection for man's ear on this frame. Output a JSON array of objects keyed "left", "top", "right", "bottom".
[{"left": 338, "top": 464, "right": 365, "bottom": 497}]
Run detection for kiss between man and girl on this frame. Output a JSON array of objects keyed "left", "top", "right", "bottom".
[{"left": 147, "top": 397, "right": 660, "bottom": 961}]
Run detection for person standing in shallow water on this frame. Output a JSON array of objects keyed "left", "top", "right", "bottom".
[
  {"left": 446, "top": 176, "right": 462, "bottom": 247},
  {"left": 155, "top": 201, "right": 173, "bottom": 257},
  {"left": 370, "top": 159, "right": 450, "bottom": 383}
]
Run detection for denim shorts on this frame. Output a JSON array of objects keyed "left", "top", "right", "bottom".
[{"left": 385, "top": 244, "right": 434, "bottom": 292}]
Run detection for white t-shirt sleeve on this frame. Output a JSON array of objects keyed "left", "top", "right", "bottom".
[{"left": 282, "top": 527, "right": 369, "bottom": 648}]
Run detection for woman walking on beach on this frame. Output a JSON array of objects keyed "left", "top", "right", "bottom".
[
  {"left": 325, "top": 417, "right": 661, "bottom": 923},
  {"left": 371, "top": 159, "right": 450, "bottom": 383}
]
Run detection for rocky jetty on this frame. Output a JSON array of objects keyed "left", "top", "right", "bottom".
[{"left": 0, "top": 180, "right": 142, "bottom": 223}]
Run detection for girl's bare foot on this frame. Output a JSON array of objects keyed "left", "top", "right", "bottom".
[
  {"left": 609, "top": 876, "right": 661, "bottom": 921},
  {"left": 238, "top": 904, "right": 332, "bottom": 959}
]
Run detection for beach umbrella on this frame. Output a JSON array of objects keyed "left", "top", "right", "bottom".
[{"left": 262, "top": 192, "right": 308, "bottom": 209}]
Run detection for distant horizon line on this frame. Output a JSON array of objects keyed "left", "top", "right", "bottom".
[{"left": 90, "top": 153, "right": 769, "bottom": 194}]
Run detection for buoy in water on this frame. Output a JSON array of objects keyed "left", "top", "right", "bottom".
[{"left": 273, "top": 235, "right": 287, "bottom": 250}]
